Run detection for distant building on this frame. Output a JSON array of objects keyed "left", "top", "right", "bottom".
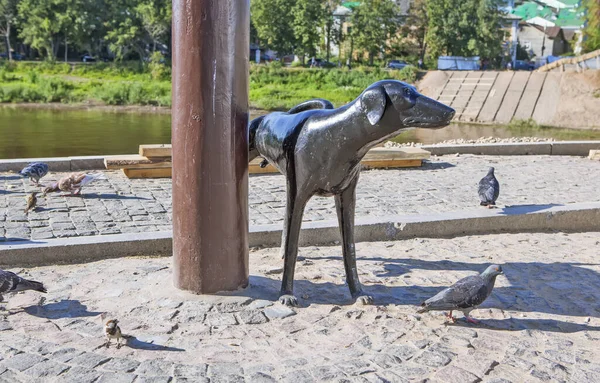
[
  {"left": 518, "top": 23, "right": 571, "bottom": 57},
  {"left": 510, "top": 1, "right": 584, "bottom": 53}
]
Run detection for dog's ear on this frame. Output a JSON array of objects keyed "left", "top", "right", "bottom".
[{"left": 360, "top": 86, "right": 387, "bottom": 125}]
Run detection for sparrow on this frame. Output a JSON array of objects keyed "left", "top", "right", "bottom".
[
  {"left": 104, "top": 319, "right": 123, "bottom": 349},
  {"left": 24, "top": 192, "right": 38, "bottom": 214}
]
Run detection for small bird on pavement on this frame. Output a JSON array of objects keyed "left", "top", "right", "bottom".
[
  {"left": 43, "top": 172, "right": 106, "bottom": 197},
  {"left": 0, "top": 268, "right": 47, "bottom": 304},
  {"left": 24, "top": 192, "right": 38, "bottom": 214},
  {"left": 19, "top": 162, "right": 49, "bottom": 186},
  {"left": 104, "top": 319, "right": 123, "bottom": 349},
  {"left": 417, "top": 264, "right": 504, "bottom": 324},
  {"left": 478, "top": 167, "right": 500, "bottom": 208}
]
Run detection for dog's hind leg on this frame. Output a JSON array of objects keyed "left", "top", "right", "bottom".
[
  {"left": 334, "top": 177, "right": 374, "bottom": 306},
  {"left": 279, "top": 186, "right": 311, "bottom": 307}
]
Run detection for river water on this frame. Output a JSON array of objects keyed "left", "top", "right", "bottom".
[{"left": 1, "top": 107, "right": 600, "bottom": 159}]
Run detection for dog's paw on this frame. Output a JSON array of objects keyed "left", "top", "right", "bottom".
[
  {"left": 355, "top": 295, "right": 374, "bottom": 306},
  {"left": 279, "top": 294, "right": 299, "bottom": 307}
]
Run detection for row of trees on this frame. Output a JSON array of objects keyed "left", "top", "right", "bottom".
[
  {"left": 1, "top": 0, "right": 598, "bottom": 64},
  {"left": 581, "top": 0, "right": 600, "bottom": 53},
  {"left": 0, "top": 0, "right": 171, "bottom": 61},
  {"left": 252, "top": 0, "right": 505, "bottom": 65}
]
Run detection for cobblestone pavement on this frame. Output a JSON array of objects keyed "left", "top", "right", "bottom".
[
  {"left": 2, "top": 155, "right": 600, "bottom": 241},
  {"left": 1, "top": 231, "right": 600, "bottom": 382}
]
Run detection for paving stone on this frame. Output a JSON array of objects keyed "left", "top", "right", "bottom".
[
  {"left": 236, "top": 310, "right": 269, "bottom": 325},
  {"left": 68, "top": 352, "right": 111, "bottom": 369},
  {"left": 134, "top": 376, "right": 173, "bottom": 383},
  {"left": 263, "top": 305, "right": 296, "bottom": 320},
  {"left": 247, "top": 372, "right": 277, "bottom": 383},
  {"left": 414, "top": 349, "right": 453, "bottom": 368},
  {"left": 22, "top": 359, "right": 70, "bottom": 378},
  {"left": 96, "top": 372, "right": 137, "bottom": 383},
  {"left": 208, "top": 363, "right": 243, "bottom": 377},
  {"left": 433, "top": 366, "right": 481, "bottom": 383},
  {"left": 100, "top": 357, "right": 140, "bottom": 373},
  {"left": 205, "top": 313, "right": 238, "bottom": 326},
  {"left": 52, "top": 365, "right": 101, "bottom": 383},
  {"left": 136, "top": 359, "right": 174, "bottom": 376},
  {"left": 280, "top": 370, "right": 315, "bottom": 383},
  {"left": 0, "top": 353, "right": 46, "bottom": 372},
  {"left": 172, "top": 363, "right": 207, "bottom": 377}
]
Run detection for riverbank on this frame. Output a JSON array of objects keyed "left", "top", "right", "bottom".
[{"left": 0, "top": 61, "right": 419, "bottom": 111}]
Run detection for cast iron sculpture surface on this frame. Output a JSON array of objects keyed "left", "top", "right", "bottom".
[{"left": 249, "top": 80, "right": 455, "bottom": 306}]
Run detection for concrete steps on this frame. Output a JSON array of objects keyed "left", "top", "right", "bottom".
[{"left": 427, "top": 70, "right": 563, "bottom": 125}]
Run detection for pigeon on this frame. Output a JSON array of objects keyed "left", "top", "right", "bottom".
[
  {"left": 19, "top": 162, "right": 49, "bottom": 186},
  {"left": 24, "top": 192, "right": 38, "bottom": 214},
  {"left": 0, "top": 269, "right": 47, "bottom": 303},
  {"left": 104, "top": 319, "right": 123, "bottom": 349},
  {"left": 417, "top": 264, "right": 504, "bottom": 324},
  {"left": 43, "top": 172, "right": 106, "bottom": 196},
  {"left": 478, "top": 167, "right": 500, "bottom": 208}
]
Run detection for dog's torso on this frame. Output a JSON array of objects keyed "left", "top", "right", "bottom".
[{"left": 254, "top": 107, "right": 365, "bottom": 196}]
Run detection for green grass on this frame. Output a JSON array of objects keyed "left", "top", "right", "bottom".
[{"left": 0, "top": 61, "right": 421, "bottom": 110}]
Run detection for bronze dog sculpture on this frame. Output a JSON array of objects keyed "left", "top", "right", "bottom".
[{"left": 249, "top": 80, "right": 455, "bottom": 306}]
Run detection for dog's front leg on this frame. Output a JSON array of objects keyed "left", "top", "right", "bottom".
[
  {"left": 279, "top": 187, "right": 310, "bottom": 307},
  {"left": 334, "top": 178, "right": 373, "bottom": 305}
]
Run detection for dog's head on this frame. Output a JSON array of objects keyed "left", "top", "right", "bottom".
[{"left": 359, "top": 80, "right": 455, "bottom": 129}]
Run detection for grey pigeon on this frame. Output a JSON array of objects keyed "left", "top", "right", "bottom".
[
  {"left": 20, "top": 162, "right": 49, "bottom": 186},
  {"left": 417, "top": 265, "right": 504, "bottom": 323},
  {"left": 0, "top": 269, "right": 47, "bottom": 303},
  {"left": 478, "top": 167, "right": 500, "bottom": 208}
]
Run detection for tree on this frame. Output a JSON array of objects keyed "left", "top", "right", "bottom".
[
  {"left": 136, "top": 0, "right": 172, "bottom": 52},
  {"left": 350, "top": 0, "right": 399, "bottom": 65},
  {"left": 399, "top": 0, "right": 428, "bottom": 61},
  {"left": 291, "top": 0, "right": 323, "bottom": 60},
  {"left": 582, "top": 0, "right": 600, "bottom": 52},
  {"left": 0, "top": 0, "right": 18, "bottom": 60},
  {"left": 17, "top": 0, "right": 62, "bottom": 59},
  {"left": 251, "top": 0, "right": 296, "bottom": 56},
  {"left": 103, "top": 0, "right": 146, "bottom": 60},
  {"left": 426, "top": 0, "right": 503, "bottom": 59},
  {"left": 322, "top": 0, "right": 342, "bottom": 61}
]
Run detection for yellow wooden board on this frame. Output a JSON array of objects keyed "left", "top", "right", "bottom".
[
  {"left": 122, "top": 168, "right": 172, "bottom": 178},
  {"left": 139, "top": 144, "right": 172, "bottom": 158},
  {"left": 134, "top": 144, "right": 431, "bottom": 161},
  {"left": 105, "top": 155, "right": 172, "bottom": 170}
]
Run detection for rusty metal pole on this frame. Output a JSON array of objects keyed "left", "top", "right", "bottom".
[{"left": 171, "top": 0, "right": 249, "bottom": 293}]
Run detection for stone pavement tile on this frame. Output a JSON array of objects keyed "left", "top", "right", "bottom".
[
  {"left": 280, "top": 369, "right": 315, "bottom": 383},
  {"left": 96, "top": 372, "right": 137, "bottom": 383},
  {"left": 21, "top": 359, "right": 70, "bottom": 379},
  {"left": 134, "top": 376, "right": 173, "bottom": 383},
  {"left": 49, "top": 365, "right": 101, "bottom": 383},
  {"left": 172, "top": 363, "right": 207, "bottom": 378},
  {"left": 0, "top": 353, "right": 46, "bottom": 372},
  {"left": 413, "top": 348, "right": 453, "bottom": 368},
  {"left": 100, "top": 357, "right": 140, "bottom": 373},
  {"left": 433, "top": 365, "right": 481, "bottom": 383},
  {"left": 68, "top": 352, "right": 111, "bottom": 369},
  {"left": 135, "top": 359, "right": 175, "bottom": 376}
]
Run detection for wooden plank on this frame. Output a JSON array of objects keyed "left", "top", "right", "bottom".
[
  {"left": 123, "top": 168, "right": 172, "bottom": 178},
  {"left": 139, "top": 144, "right": 172, "bottom": 158},
  {"left": 365, "top": 147, "right": 430, "bottom": 160},
  {"left": 134, "top": 145, "right": 430, "bottom": 161},
  {"left": 361, "top": 159, "right": 422, "bottom": 169},
  {"left": 589, "top": 150, "right": 600, "bottom": 161},
  {"left": 105, "top": 155, "right": 172, "bottom": 170}
]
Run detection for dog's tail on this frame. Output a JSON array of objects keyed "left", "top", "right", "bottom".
[{"left": 287, "top": 98, "right": 334, "bottom": 114}]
